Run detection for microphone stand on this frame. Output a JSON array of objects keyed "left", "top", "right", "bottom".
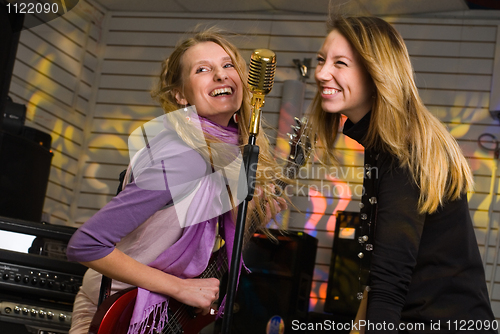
[{"left": 220, "top": 95, "right": 264, "bottom": 334}]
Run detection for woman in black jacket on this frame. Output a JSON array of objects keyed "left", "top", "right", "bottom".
[{"left": 308, "top": 15, "right": 497, "bottom": 333}]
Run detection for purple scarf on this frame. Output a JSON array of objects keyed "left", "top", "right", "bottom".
[{"left": 128, "top": 115, "right": 240, "bottom": 334}]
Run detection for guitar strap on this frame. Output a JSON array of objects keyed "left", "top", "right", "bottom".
[{"left": 97, "top": 274, "right": 112, "bottom": 307}]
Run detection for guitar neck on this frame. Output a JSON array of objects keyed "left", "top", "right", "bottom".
[
  {"left": 203, "top": 117, "right": 311, "bottom": 281},
  {"left": 201, "top": 158, "right": 302, "bottom": 280}
]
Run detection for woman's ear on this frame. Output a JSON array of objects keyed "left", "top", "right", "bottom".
[{"left": 174, "top": 89, "right": 188, "bottom": 106}]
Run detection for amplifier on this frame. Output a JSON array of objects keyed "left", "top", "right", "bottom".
[
  {"left": 0, "top": 216, "right": 86, "bottom": 333},
  {"left": 0, "top": 251, "right": 84, "bottom": 302},
  {"left": 325, "top": 211, "right": 361, "bottom": 316},
  {"left": 0, "top": 216, "right": 86, "bottom": 301},
  {"left": 215, "top": 229, "right": 318, "bottom": 334},
  {"left": 0, "top": 298, "right": 73, "bottom": 333}
]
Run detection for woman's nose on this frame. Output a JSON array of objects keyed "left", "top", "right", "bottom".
[
  {"left": 315, "top": 65, "right": 332, "bottom": 82},
  {"left": 214, "top": 68, "right": 228, "bottom": 81}
]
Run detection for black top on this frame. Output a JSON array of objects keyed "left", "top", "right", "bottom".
[{"left": 343, "top": 112, "right": 497, "bottom": 333}]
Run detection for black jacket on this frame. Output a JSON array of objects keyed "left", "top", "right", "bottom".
[{"left": 343, "top": 112, "right": 497, "bottom": 333}]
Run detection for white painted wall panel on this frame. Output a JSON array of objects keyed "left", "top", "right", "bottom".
[{"left": 411, "top": 56, "right": 493, "bottom": 74}]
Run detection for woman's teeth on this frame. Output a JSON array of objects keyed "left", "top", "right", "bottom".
[
  {"left": 322, "top": 88, "right": 341, "bottom": 95},
  {"left": 210, "top": 87, "right": 232, "bottom": 97}
]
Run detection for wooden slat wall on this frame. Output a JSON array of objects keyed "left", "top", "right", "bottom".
[
  {"left": 72, "top": 13, "right": 329, "bottom": 223},
  {"left": 396, "top": 18, "right": 500, "bottom": 319},
  {"left": 8, "top": 0, "right": 106, "bottom": 225},
  {"left": 72, "top": 12, "right": 336, "bottom": 317},
  {"left": 12, "top": 6, "right": 500, "bottom": 319}
]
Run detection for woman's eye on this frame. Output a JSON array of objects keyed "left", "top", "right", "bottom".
[
  {"left": 336, "top": 61, "right": 347, "bottom": 66},
  {"left": 316, "top": 56, "right": 325, "bottom": 64},
  {"left": 195, "top": 67, "right": 209, "bottom": 73},
  {"left": 223, "top": 63, "right": 234, "bottom": 68}
]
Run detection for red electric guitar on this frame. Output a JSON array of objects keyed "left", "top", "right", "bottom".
[{"left": 88, "top": 117, "right": 313, "bottom": 334}]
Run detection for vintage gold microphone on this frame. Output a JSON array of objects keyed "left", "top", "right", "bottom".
[
  {"left": 247, "top": 49, "right": 277, "bottom": 137},
  {"left": 220, "top": 49, "right": 276, "bottom": 334}
]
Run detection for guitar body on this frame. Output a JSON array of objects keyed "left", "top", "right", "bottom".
[
  {"left": 88, "top": 287, "right": 137, "bottom": 334},
  {"left": 167, "top": 298, "right": 217, "bottom": 334},
  {"left": 88, "top": 287, "right": 216, "bottom": 334}
]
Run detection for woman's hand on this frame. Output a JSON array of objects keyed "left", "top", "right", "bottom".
[
  {"left": 82, "top": 250, "right": 220, "bottom": 315},
  {"left": 265, "top": 195, "right": 287, "bottom": 222},
  {"left": 173, "top": 277, "right": 220, "bottom": 315},
  {"left": 249, "top": 183, "right": 288, "bottom": 223}
]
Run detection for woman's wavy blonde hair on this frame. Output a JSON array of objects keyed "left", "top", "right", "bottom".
[
  {"left": 308, "top": 16, "right": 473, "bottom": 214},
  {"left": 151, "top": 28, "right": 288, "bottom": 233}
]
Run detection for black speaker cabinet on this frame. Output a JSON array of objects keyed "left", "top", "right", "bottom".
[
  {"left": 0, "top": 130, "right": 53, "bottom": 222},
  {"left": 21, "top": 126, "right": 52, "bottom": 150},
  {"left": 216, "top": 229, "right": 318, "bottom": 334},
  {"left": 324, "top": 211, "right": 362, "bottom": 316},
  {"left": 0, "top": 4, "right": 24, "bottom": 121},
  {"left": 3, "top": 97, "right": 26, "bottom": 135}
]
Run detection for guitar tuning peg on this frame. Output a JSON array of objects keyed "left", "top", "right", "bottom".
[{"left": 294, "top": 117, "right": 301, "bottom": 125}]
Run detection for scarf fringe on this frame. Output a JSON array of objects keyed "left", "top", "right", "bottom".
[{"left": 127, "top": 302, "right": 169, "bottom": 334}]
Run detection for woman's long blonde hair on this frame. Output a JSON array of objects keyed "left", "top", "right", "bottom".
[
  {"left": 309, "top": 16, "right": 473, "bottom": 214},
  {"left": 151, "top": 28, "right": 287, "bottom": 232}
]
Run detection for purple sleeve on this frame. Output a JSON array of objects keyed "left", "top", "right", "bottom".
[
  {"left": 66, "top": 181, "right": 172, "bottom": 262},
  {"left": 66, "top": 140, "right": 209, "bottom": 263}
]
